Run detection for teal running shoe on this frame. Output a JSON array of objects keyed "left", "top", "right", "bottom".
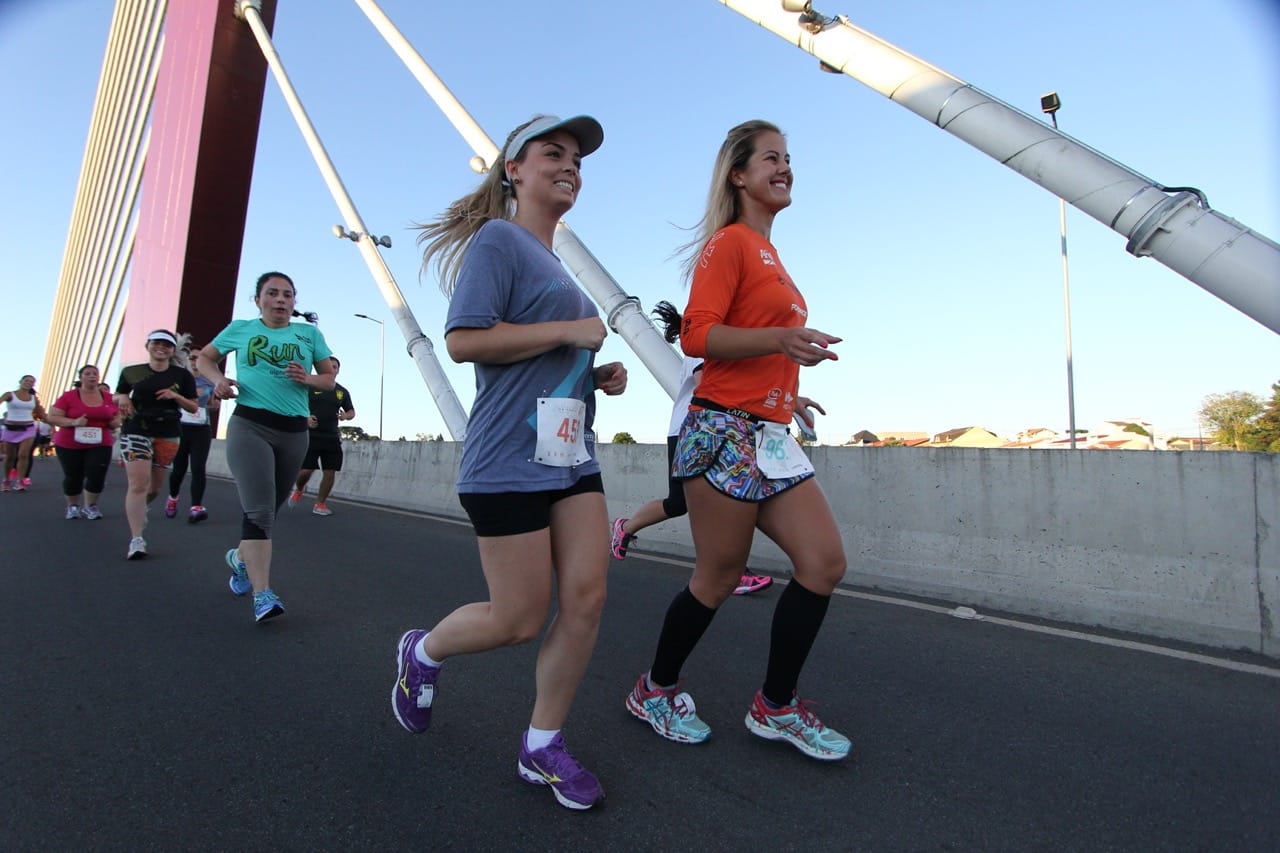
[
  {"left": 253, "top": 588, "right": 285, "bottom": 622},
  {"left": 625, "top": 674, "right": 710, "bottom": 744},
  {"left": 225, "top": 549, "right": 252, "bottom": 597},
  {"left": 744, "top": 691, "right": 851, "bottom": 761}
]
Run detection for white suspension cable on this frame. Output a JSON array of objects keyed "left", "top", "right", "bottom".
[
  {"left": 351, "top": 0, "right": 684, "bottom": 399},
  {"left": 718, "top": 0, "right": 1279, "bottom": 335}
]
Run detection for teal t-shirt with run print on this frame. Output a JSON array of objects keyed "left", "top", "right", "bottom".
[{"left": 211, "top": 319, "right": 333, "bottom": 417}]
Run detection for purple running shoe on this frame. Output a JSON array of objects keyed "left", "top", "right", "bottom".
[
  {"left": 517, "top": 733, "right": 604, "bottom": 810},
  {"left": 391, "top": 629, "right": 439, "bottom": 733}
]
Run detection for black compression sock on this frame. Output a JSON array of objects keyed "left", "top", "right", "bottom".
[
  {"left": 649, "top": 585, "right": 718, "bottom": 687},
  {"left": 762, "top": 579, "right": 831, "bottom": 706}
]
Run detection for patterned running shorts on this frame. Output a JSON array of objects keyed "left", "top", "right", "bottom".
[
  {"left": 671, "top": 409, "right": 812, "bottom": 503},
  {"left": 119, "top": 434, "right": 179, "bottom": 468}
]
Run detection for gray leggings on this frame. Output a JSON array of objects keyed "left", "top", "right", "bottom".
[{"left": 226, "top": 415, "right": 308, "bottom": 540}]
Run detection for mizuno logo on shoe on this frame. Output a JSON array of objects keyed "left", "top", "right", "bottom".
[
  {"left": 530, "top": 762, "right": 562, "bottom": 783},
  {"left": 400, "top": 676, "right": 433, "bottom": 709}
]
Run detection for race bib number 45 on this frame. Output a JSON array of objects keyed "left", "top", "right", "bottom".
[{"left": 535, "top": 397, "right": 591, "bottom": 467}]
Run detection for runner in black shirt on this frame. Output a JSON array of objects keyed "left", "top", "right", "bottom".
[
  {"left": 114, "top": 330, "right": 199, "bottom": 559},
  {"left": 289, "top": 356, "right": 355, "bottom": 516}
]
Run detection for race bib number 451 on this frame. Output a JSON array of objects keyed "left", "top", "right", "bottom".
[{"left": 534, "top": 397, "right": 591, "bottom": 467}]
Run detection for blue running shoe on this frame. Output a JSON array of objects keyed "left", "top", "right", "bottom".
[
  {"left": 625, "top": 674, "right": 711, "bottom": 744},
  {"left": 517, "top": 732, "right": 604, "bottom": 810},
  {"left": 253, "top": 588, "right": 285, "bottom": 622},
  {"left": 744, "top": 691, "right": 851, "bottom": 761},
  {"left": 391, "top": 629, "right": 439, "bottom": 733},
  {"left": 225, "top": 549, "right": 252, "bottom": 597}
]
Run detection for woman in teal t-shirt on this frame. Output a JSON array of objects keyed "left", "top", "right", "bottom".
[{"left": 198, "top": 271, "right": 334, "bottom": 623}]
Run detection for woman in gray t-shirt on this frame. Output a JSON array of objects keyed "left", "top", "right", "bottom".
[{"left": 389, "top": 114, "right": 626, "bottom": 812}]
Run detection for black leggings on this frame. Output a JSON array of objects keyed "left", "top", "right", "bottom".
[
  {"left": 57, "top": 445, "right": 113, "bottom": 496},
  {"left": 169, "top": 424, "right": 212, "bottom": 504},
  {"left": 661, "top": 435, "right": 688, "bottom": 518}
]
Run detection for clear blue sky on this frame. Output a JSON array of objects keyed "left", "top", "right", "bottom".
[{"left": 2, "top": 0, "right": 1277, "bottom": 443}]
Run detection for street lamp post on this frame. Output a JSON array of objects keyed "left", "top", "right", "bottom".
[
  {"left": 1040, "top": 91, "right": 1077, "bottom": 449},
  {"left": 353, "top": 313, "right": 385, "bottom": 439}
]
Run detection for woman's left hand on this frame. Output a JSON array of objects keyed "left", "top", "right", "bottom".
[
  {"left": 795, "top": 395, "right": 825, "bottom": 427},
  {"left": 593, "top": 362, "right": 627, "bottom": 396},
  {"left": 284, "top": 362, "right": 311, "bottom": 385}
]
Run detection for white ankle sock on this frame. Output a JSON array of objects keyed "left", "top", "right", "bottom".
[
  {"left": 414, "top": 635, "right": 443, "bottom": 667},
  {"left": 525, "top": 726, "right": 559, "bottom": 751}
]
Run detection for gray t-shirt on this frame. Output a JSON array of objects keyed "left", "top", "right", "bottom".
[{"left": 445, "top": 219, "right": 601, "bottom": 493}]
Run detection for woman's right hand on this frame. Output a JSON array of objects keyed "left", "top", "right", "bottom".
[
  {"left": 213, "top": 378, "right": 239, "bottom": 400},
  {"left": 74, "top": 416, "right": 88, "bottom": 427},
  {"left": 778, "top": 327, "right": 841, "bottom": 366},
  {"left": 565, "top": 318, "right": 607, "bottom": 352}
]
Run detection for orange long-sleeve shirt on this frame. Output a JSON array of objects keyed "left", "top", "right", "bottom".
[{"left": 680, "top": 223, "right": 809, "bottom": 424}]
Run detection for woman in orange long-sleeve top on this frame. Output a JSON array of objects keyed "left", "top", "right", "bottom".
[{"left": 625, "top": 120, "right": 851, "bottom": 761}]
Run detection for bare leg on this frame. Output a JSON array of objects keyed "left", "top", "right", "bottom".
[
  {"left": 123, "top": 459, "right": 152, "bottom": 538},
  {"left": 317, "top": 469, "right": 336, "bottom": 503},
  {"left": 16, "top": 438, "right": 34, "bottom": 478},
  {"left": 756, "top": 479, "right": 846, "bottom": 594},
  {"left": 531, "top": 492, "right": 609, "bottom": 729},
  {"left": 424, "top": 529, "right": 553, "bottom": 669},
  {"left": 684, "top": 476, "right": 759, "bottom": 607},
  {"left": 422, "top": 492, "right": 610, "bottom": 732},
  {"left": 238, "top": 539, "right": 273, "bottom": 593},
  {"left": 621, "top": 496, "right": 672, "bottom": 538}
]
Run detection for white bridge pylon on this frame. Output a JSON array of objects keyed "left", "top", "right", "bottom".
[{"left": 235, "top": 0, "right": 471, "bottom": 440}]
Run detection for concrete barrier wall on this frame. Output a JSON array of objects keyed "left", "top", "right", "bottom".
[{"left": 208, "top": 441, "right": 1278, "bottom": 657}]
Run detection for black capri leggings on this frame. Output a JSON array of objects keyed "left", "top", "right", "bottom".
[
  {"left": 57, "top": 445, "right": 113, "bottom": 496},
  {"left": 661, "top": 434, "right": 688, "bottom": 518},
  {"left": 170, "top": 423, "right": 212, "bottom": 505}
]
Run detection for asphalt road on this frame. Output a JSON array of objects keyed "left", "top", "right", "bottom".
[{"left": 3, "top": 463, "right": 1278, "bottom": 851}]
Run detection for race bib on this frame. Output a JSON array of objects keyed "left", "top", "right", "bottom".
[
  {"left": 181, "top": 407, "right": 209, "bottom": 425},
  {"left": 754, "top": 422, "right": 814, "bottom": 479},
  {"left": 74, "top": 426, "right": 103, "bottom": 444},
  {"left": 534, "top": 397, "right": 590, "bottom": 467}
]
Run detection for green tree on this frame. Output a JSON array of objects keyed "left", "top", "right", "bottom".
[
  {"left": 1198, "top": 390, "right": 1263, "bottom": 451},
  {"left": 339, "top": 425, "right": 372, "bottom": 442},
  {"left": 1244, "top": 381, "right": 1280, "bottom": 452},
  {"left": 612, "top": 432, "right": 637, "bottom": 444}
]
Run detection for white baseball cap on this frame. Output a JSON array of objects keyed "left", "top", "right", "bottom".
[
  {"left": 503, "top": 114, "right": 604, "bottom": 163},
  {"left": 146, "top": 330, "right": 178, "bottom": 346}
]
